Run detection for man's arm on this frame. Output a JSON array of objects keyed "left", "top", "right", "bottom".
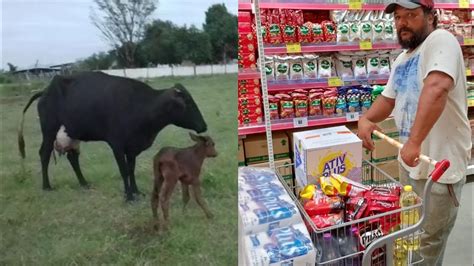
[
  {"left": 401, "top": 70, "right": 452, "bottom": 166},
  {"left": 357, "top": 95, "right": 395, "bottom": 150}
]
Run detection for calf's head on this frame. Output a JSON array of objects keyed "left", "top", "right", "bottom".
[
  {"left": 166, "top": 84, "right": 207, "bottom": 133},
  {"left": 189, "top": 133, "right": 217, "bottom": 158}
]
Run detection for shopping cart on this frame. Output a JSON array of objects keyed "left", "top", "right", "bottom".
[{"left": 274, "top": 130, "right": 450, "bottom": 266}]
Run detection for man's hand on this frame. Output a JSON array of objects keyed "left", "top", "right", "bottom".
[
  {"left": 400, "top": 139, "right": 421, "bottom": 167},
  {"left": 357, "top": 116, "right": 381, "bottom": 151}
]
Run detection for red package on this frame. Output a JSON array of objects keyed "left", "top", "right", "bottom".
[
  {"left": 260, "top": 9, "right": 268, "bottom": 25},
  {"left": 282, "top": 24, "right": 298, "bottom": 43},
  {"left": 267, "top": 23, "right": 283, "bottom": 44},
  {"left": 238, "top": 85, "right": 261, "bottom": 97},
  {"left": 238, "top": 96, "right": 261, "bottom": 108},
  {"left": 346, "top": 197, "right": 368, "bottom": 221},
  {"left": 295, "top": 10, "right": 304, "bottom": 25},
  {"left": 276, "top": 94, "right": 294, "bottom": 119},
  {"left": 298, "top": 22, "right": 313, "bottom": 43},
  {"left": 240, "top": 106, "right": 262, "bottom": 117},
  {"left": 309, "top": 211, "right": 344, "bottom": 230},
  {"left": 304, "top": 196, "right": 344, "bottom": 216},
  {"left": 270, "top": 9, "right": 280, "bottom": 25},
  {"left": 364, "top": 187, "right": 401, "bottom": 203},
  {"left": 238, "top": 52, "right": 257, "bottom": 69},
  {"left": 238, "top": 12, "right": 252, "bottom": 23},
  {"left": 292, "top": 93, "right": 308, "bottom": 117},
  {"left": 322, "top": 20, "right": 337, "bottom": 42},
  {"left": 238, "top": 22, "right": 252, "bottom": 33},
  {"left": 309, "top": 92, "right": 322, "bottom": 116},
  {"left": 312, "top": 23, "right": 325, "bottom": 43},
  {"left": 238, "top": 113, "right": 263, "bottom": 125},
  {"left": 238, "top": 79, "right": 260, "bottom": 88},
  {"left": 294, "top": 89, "right": 308, "bottom": 95},
  {"left": 269, "top": 95, "right": 280, "bottom": 120},
  {"left": 357, "top": 221, "right": 384, "bottom": 249}
]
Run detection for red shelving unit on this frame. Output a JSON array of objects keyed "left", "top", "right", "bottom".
[
  {"left": 264, "top": 42, "right": 400, "bottom": 54},
  {"left": 267, "top": 77, "right": 388, "bottom": 92},
  {"left": 239, "top": 2, "right": 253, "bottom": 10},
  {"left": 257, "top": 2, "right": 474, "bottom": 10},
  {"left": 238, "top": 115, "right": 358, "bottom": 135},
  {"left": 238, "top": 70, "right": 261, "bottom": 80}
]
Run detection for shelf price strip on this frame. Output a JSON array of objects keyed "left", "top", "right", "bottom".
[{"left": 286, "top": 43, "right": 302, "bottom": 53}]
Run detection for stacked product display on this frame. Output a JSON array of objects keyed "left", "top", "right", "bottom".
[{"left": 238, "top": 167, "right": 316, "bottom": 265}]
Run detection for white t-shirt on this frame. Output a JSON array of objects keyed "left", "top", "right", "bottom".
[{"left": 382, "top": 29, "right": 472, "bottom": 184}]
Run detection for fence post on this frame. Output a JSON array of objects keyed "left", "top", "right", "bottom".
[
  {"left": 171, "top": 65, "right": 174, "bottom": 77},
  {"left": 194, "top": 65, "right": 197, "bottom": 76},
  {"left": 225, "top": 63, "right": 227, "bottom": 74}
]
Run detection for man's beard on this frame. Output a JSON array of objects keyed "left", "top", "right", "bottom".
[{"left": 397, "top": 23, "right": 430, "bottom": 50}]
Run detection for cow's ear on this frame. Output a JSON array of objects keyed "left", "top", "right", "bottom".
[
  {"left": 169, "top": 90, "right": 186, "bottom": 112},
  {"left": 189, "top": 132, "right": 200, "bottom": 142}
]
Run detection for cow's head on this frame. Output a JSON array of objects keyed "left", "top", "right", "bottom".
[{"left": 166, "top": 84, "right": 207, "bottom": 133}]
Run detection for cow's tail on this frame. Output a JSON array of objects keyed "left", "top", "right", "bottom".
[{"left": 18, "top": 91, "right": 43, "bottom": 159}]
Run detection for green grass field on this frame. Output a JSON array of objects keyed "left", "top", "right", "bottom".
[{"left": 0, "top": 74, "right": 238, "bottom": 265}]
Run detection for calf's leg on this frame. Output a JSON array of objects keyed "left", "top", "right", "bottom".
[
  {"left": 191, "top": 184, "right": 213, "bottom": 219},
  {"left": 66, "top": 150, "right": 89, "bottom": 188},
  {"left": 151, "top": 170, "right": 164, "bottom": 230},
  {"left": 159, "top": 171, "right": 178, "bottom": 231},
  {"left": 182, "top": 183, "right": 190, "bottom": 212}
]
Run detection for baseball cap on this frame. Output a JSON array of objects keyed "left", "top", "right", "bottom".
[{"left": 384, "top": 0, "right": 434, "bottom": 13}]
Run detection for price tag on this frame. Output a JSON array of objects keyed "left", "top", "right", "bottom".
[
  {"left": 464, "top": 38, "right": 474, "bottom": 45},
  {"left": 348, "top": 0, "right": 362, "bottom": 9},
  {"left": 286, "top": 43, "right": 302, "bottom": 53},
  {"left": 346, "top": 112, "right": 359, "bottom": 122},
  {"left": 459, "top": 0, "right": 469, "bottom": 8},
  {"left": 467, "top": 69, "right": 472, "bottom": 76},
  {"left": 293, "top": 117, "right": 308, "bottom": 128},
  {"left": 359, "top": 41, "right": 373, "bottom": 50},
  {"left": 328, "top": 77, "right": 343, "bottom": 87}
]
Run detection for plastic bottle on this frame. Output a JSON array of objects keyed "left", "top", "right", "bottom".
[
  {"left": 400, "top": 185, "right": 420, "bottom": 251},
  {"left": 320, "top": 232, "right": 342, "bottom": 265},
  {"left": 339, "top": 227, "right": 362, "bottom": 266}
]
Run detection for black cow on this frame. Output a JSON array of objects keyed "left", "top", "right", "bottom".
[{"left": 18, "top": 71, "right": 207, "bottom": 201}]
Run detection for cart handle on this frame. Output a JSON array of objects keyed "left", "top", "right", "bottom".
[{"left": 372, "top": 130, "right": 450, "bottom": 182}]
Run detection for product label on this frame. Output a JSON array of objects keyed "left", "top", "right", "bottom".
[
  {"left": 385, "top": 25, "right": 393, "bottom": 34},
  {"left": 300, "top": 25, "right": 310, "bottom": 35},
  {"left": 320, "top": 60, "right": 330, "bottom": 70},
  {"left": 265, "top": 65, "right": 273, "bottom": 75},
  {"left": 339, "top": 25, "right": 349, "bottom": 34},
  {"left": 370, "top": 58, "right": 379, "bottom": 67},
  {"left": 306, "top": 61, "right": 316, "bottom": 71},
  {"left": 254, "top": 197, "right": 295, "bottom": 224},
  {"left": 277, "top": 64, "right": 288, "bottom": 74},
  {"left": 270, "top": 24, "right": 281, "bottom": 35},
  {"left": 356, "top": 59, "right": 366, "bottom": 67},
  {"left": 284, "top": 25, "right": 296, "bottom": 36},
  {"left": 362, "top": 23, "right": 371, "bottom": 33},
  {"left": 318, "top": 151, "right": 355, "bottom": 177},
  {"left": 292, "top": 63, "right": 303, "bottom": 73}
]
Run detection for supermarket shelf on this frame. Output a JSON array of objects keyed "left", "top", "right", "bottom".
[
  {"left": 264, "top": 42, "right": 400, "bottom": 54},
  {"left": 268, "top": 76, "right": 388, "bottom": 91},
  {"left": 238, "top": 115, "right": 358, "bottom": 135},
  {"left": 238, "top": 69, "right": 261, "bottom": 80},
  {"left": 239, "top": 2, "right": 252, "bottom": 11},
  {"left": 258, "top": 3, "right": 474, "bottom": 10}
]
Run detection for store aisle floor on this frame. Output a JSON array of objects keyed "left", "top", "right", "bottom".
[{"left": 444, "top": 179, "right": 473, "bottom": 266}]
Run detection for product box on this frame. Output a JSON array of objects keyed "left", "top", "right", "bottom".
[
  {"left": 239, "top": 114, "right": 263, "bottom": 126},
  {"left": 238, "top": 84, "right": 261, "bottom": 97},
  {"left": 238, "top": 139, "right": 246, "bottom": 166},
  {"left": 372, "top": 118, "right": 399, "bottom": 161},
  {"left": 238, "top": 12, "right": 252, "bottom": 23},
  {"left": 248, "top": 158, "right": 294, "bottom": 187},
  {"left": 373, "top": 159, "right": 400, "bottom": 183},
  {"left": 239, "top": 106, "right": 263, "bottom": 116},
  {"left": 239, "top": 78, "right": 260, "bottom": 88},
  {"left": 238, "top": 52, "right": 257, "bottom": 69},
  {"left": 239, "top": 96, "right": 262, "bottom": 109},
  {"left": 293, "top": 126, "right": 362, "bottom": 189},
  {"left": 244, "top": 132, "right": 290, "bottom": 164}
]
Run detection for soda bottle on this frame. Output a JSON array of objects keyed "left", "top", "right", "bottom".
[
  {"left": 338, "top": 227, "right": 362, "bottom": 266},
  {"left": 400, "top": 185, "right": 420, "bottom": 251},
  {"left": 320, "top": 232, "right": 342, "bottom": 266}
]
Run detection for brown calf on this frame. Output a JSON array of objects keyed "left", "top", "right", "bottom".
[{"left": 151, "top": 133, "right": 217, "bottom": 231}]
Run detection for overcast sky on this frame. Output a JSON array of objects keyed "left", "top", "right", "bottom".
[{"left": 1, "top": 0, "right": 237, "bottom": 69}]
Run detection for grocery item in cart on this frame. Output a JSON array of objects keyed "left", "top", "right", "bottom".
[
  {"left": 302, "top": 54, "right": 318, "bottom": 79},
  {"left": 244, "top": 223, "right": 316, "bottom": 266},
  {"left": 303, "top": 194, "right": 344, "bottom": 216},
  {"left": 309, "top": 211, "right": 344, "bottom": 230},
  {"left": 319, "top": 174, "right": 370, "bottom": 197},
  {"left": 338, "top": 227, "right": 363, "bottom": 266},
  {"left": 276, "top": 93, "right": 295, "bottom": 119},
  {"left": 400, "top": 185, "right": 420, "bottom": 250},
  {"left": 318, "top": 232, "right": 343, "bottom": 264},
  {"left": 293, "top": 126, "right": 363, "bottom": 188}
]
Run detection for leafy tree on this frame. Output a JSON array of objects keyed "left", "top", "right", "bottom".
[
  {"left": 203, "top": 4, "right": 237, "bottom": 63},
  {"left": 90, "top": 0, "right": 158, "bottom": 67}
]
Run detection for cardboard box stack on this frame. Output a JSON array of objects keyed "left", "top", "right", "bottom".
[
  {"left": 372, "top": 118, "right": 400, "bottom": 182},
  {"left": 244, "top": 131, "right": 290, "bottom": 164},
  {"left": 238, "top": 139, "right": 245, "bottom": 166},
  {"left": 238, "top": 167, "right": 316, "bottom": 266}
]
